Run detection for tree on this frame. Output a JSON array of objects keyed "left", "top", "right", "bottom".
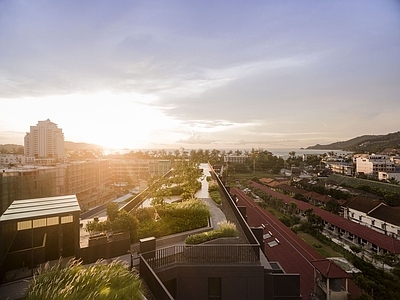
[
  {"left": 304, "top": 208, "right": 324, "bottom": 232},
  {"left": 325, "top": 198, "right": 340, "bottom": 214},
  {"left": 106, "top": 202, "right": 119, "bottom": 222},
  {"left": 288, "top": 201, "right": 298, "bottom": 215},
  {"left": 112, "top": 210, "right": 139, "bottom": 241}
]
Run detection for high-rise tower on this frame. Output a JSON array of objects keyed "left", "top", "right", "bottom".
[{"left": 24, "top": 119, "right": 64, "bottom": 159}]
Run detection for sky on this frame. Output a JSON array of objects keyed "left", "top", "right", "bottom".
[{"left": 1, "top": 0, "right": 399, "bottom": 150}]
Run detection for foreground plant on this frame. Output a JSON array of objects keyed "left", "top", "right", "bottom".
[{"left": 25, "top": 259, "right": 144, "bottom": 300}]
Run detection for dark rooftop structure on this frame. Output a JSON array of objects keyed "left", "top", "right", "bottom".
[
  {"left": 344, "top": 195, "right": 384, "bottom": 214},
  {"left": 369, "top": 205, "right": 400, "bottom": 227},
  {"left": 0, "top": 195, "right": 81, "bottom": 283}
]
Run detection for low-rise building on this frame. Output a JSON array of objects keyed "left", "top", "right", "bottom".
[
  {"left": 224, "top": 155, "right": 248, "bottom": 163},
  {"left": 0, "top": 195, "right": 81, "bottom": 282},
  {"left": 0, "top": 154, "right": 29, "bottom": 167},
  {"left": 355, "top": 154, "right": 395, "bottom": 175},
  {"left": 327, "top": 162, "right": 353, "bottom": 176},
  {"left": 378, "top": 171, "right": 400, "bottom": 182},
  {"left": 343, "top": 196, "right": 400, "bottom": 239}
]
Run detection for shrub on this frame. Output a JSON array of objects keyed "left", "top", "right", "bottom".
[
  {"left": 134, "top": 207, "right": 156, "bottom": 222},
  {"left": 218, "top": 221, "right": 239, "bottom": 237},
  {"left": 350, "top": 245, "right": 362, "bottom": 253},
  {"left": 25, "top": 259, "right": 144, "bottom": 300},
  {"left": 134, "top": 199, "right": 211, "bottom": 241},
  {"left": 209, "top": 190, "right": 222, "bottom": 204},
  {"left": 185, "top": 221, "right": 238, "bottom": 244},
  {"left": 208, "top": 182, "right": 219, "bottom": 192}
]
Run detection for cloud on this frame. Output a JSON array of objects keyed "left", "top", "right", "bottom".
[
  {"left": 176, "top": 131, "right": 218, "bottom": 145},
  {"left": 1, "top": 1, "right": 400, "bottom": 148}
]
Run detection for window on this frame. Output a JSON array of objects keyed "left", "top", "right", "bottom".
[
  {"left": 263, "top": 231, "right": 272, "bottom": 239},
  {"left": 17, "top": 220, "right": 32, "bottom": 231},
  {"left": 268, "top": 238, "right": 280, "bottom": 248},
  {"left": 61, "top": 215, "right": 73, "bottom": 224},
  {"left": 208, "top": 278, "right": 221, "bottom": 300},
  {"left": 33, "top": 218, "right": 46, "bottom": 228},
  {"left": 371, "top": 220, "right": 375, "bottom": 226},
  {"left": 47, "top": 216, "right": 59, "bottom": 226}
]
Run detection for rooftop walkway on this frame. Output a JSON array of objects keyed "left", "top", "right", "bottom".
[{"left": 0, "top": 164, "right": 232, "bottom": 299}]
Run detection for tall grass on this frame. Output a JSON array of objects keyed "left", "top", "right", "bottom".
[
  {"left": 185, "top": 221, "right": 239, "bottom": 244},
  {"left": 25, "top": 259, "right": 144, "bottom": 300}
]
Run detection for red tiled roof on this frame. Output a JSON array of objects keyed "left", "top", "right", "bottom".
[
  {"left": 303, "top": 191, "right": 322, "bottom": 199},
  {"left": 277, "top": 183, "right": 306, "bottom": 195},
  {"left": 231, "top": 187, "right": 319, "bottom": 298},
  {"left": 250, "top": 181, "right": 400, "bottom": 254},
  {"left": 232, "top": 186, "right": 362, "bottom": 298},
  {"left": 231, "top": 188, "right": 360, "bottom": 299},
  {"left": 314, "top": 194, "right": 332, "bottom": 204},
  {"left": 311, "top": 259, "right": 351, "bottom": 279},
  {"left": 260, "top": 178, "right": 275, "bottom": 184}
]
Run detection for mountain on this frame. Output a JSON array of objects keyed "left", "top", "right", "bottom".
[
  {"left": 307, "top": 131, "right": 400, "bottom": 153},
  {"left": 64, "top": 141, "right": 103, "bottom": 150}
]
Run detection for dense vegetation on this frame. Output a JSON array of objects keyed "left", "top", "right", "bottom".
[
  {"left": 25, "top": 259, "right": 144, "bottom": 300},
  {"left": 87, "top": 199, "right": 210, "bottom": 242},
  {"left": 328, "top": 174, "right": 400, "bottom": 207},
  {"left": 208, "top": 179, "right": 222, "bottom": 204},
  {"left": 0, "top": 144, "right": 24, "bottom": 154},
  {"left": 185, "top": 221, "right": 239, "bottom": 244},
  {"left": 86, "top": 203, "right": 139, "bottom": 241},
  {"left": 147, "top": 160, "right": 202, "bottom": 205},
  {"left": 134, "top": 199, "right": 210, "bottom": 239}
]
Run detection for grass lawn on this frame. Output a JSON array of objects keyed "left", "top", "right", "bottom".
[
  {"left": 297, "top": 231, "right": 343, "bottom": 258},
  {"left": 265, "top": 206, "right": 285, "bottom": 219}
]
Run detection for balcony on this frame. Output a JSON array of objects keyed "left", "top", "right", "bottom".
[
  {"left": 143, "top": 244, "right": 259, "bottom": 270},
  {"left": 315, "top": 278, "right": 348, "bottom": 300}
]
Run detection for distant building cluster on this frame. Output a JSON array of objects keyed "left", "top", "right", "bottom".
[
  {"left": 0, "top": 120, "right": 172, "bottom": 214},
  {"left": 322, "top": 153, "right": 400, "bottom": 179}
]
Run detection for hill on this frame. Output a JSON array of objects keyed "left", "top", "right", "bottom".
[
  {"left": 0, "top": 144, "right": 24, "bottom": 154},
  {"left": 64, "top": 141, "right": 103, "bottom": 150},
  {"left": 307, "top": 131, "right": 400, "bottom": 153}
]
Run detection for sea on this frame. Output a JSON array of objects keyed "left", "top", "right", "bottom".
[{"left": 103, "top": 148, "right": 352, "bottom": 159}]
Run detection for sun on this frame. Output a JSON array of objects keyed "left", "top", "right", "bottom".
[{"left": 61, "top": 91, "right": 179, "bottom": 150}]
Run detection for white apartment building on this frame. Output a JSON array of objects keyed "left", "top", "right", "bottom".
[
  {"left": 344, "top": 196, "right": 400, "bottom": 240},
  {"left": 355, "top": 154, "right": 395, "bottom": 175},
  {"left": 24, "top": 119, "right": 64, "bottom": 159},
  {"left": 326, "top": 162, "right": 353, "bottom": 176}
]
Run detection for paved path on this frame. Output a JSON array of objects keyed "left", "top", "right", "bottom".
[{"left": 196, "top": 163, "right": 227, "bottom": 229}]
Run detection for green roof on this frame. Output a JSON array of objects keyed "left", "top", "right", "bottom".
[{"left": 0, "top": 195, "right": 81, "bottom": 223}]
